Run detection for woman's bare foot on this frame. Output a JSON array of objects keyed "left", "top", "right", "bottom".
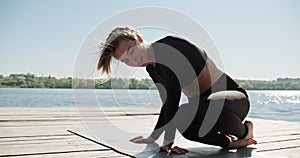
[
  {"left": 244, "top": 120, "right": 254, "bottom": 139},
  {"left": 226, "top": 138, "right": 257, "bottom": 149}
]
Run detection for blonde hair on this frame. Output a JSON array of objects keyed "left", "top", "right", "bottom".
[{"left": 97, "top": 26, "right": 140, "bottom": 78}]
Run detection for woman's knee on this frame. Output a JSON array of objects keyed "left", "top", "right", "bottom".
[
  {"left": 207, "top": 91, "right": 247, "bottom": 101},
  {"left": 208, "top": 91, "right": 250, "bottom": 119},
  {"left": 223, "top": 99, "right": 250, "bottom": 119}
]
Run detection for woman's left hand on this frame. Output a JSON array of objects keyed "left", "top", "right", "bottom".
[
  {"left": 129, "top": 136, "right": 156, "bottom": 143},
  {"left": 159, "top": 142, "right": 189, "bottom": 155}
]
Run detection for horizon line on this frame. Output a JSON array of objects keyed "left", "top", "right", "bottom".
[{"left": 1, "top": 72, "right": 299, "bottom": 81}]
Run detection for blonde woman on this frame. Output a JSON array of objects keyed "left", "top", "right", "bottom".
[{"left": 97, "top": 26, "right": 257, "bottom": 155}]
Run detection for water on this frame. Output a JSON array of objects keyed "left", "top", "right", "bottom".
[{"left": 0, "top": 88, "right": 299, "bottom": 122}]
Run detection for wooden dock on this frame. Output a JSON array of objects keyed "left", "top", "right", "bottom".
[{"left": 0, "top": 107, "right": 299, "bottom": 158}]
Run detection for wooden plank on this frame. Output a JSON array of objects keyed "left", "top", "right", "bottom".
[
  {"left": 0, "top": 135, "right": 109, "bottom": 156},
  {"left": 0, "top": 134, "right": 77, "bottom": 144},
  {"left": 0, "top": 107, "right": 156, "bottom": 115},
  {"left": 257, "top": 135, "right": 300, "bottom": 144},
  {"left": 0, "top": 150, "right": 125, "bottom": 158},
  {"left": 0, "top": 125, "right": 80, "bottom": 137},
  {"left": 0, "top": 107, "right": 299, "bottom": 158},
  {"left": 257, "top": 147, "right": 300, "bottom": 158}
]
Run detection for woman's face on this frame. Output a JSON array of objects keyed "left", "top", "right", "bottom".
[{"left": 114, "top": 39, "right": 149, "bottom": 67}]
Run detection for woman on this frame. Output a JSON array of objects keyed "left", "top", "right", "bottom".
[{"left": 97, "top": 26, "right": 257, "bottom": 155}]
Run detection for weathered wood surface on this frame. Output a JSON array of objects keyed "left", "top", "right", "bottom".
[{"left": 0, "top": 107, "right": 299, "bottom": 158}]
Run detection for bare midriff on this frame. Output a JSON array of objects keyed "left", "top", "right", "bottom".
[{"left": 182, "top": 57, "right": 224, "bottom": 98}]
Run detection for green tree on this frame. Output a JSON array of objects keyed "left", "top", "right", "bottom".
[{"left": 1, "top": 73, "right": 300, "bottom": 90}]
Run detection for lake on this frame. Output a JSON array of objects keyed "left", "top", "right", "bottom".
[{"left": 0, "top": 88, "right": 299, "bottom": 122}]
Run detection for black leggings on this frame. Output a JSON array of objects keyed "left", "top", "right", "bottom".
[{"left": 175, "top": 74, "right": 250, "bottom": 147}]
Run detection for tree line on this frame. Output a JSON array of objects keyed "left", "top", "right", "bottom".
[
  {"left": 235, "top": 78, "right": 300, "bottom": 90},
  {"left": 0, "top": 73, "right": 300, "bottom": 90},
  {"left": 0, "top": 73, "right": 155, "bottom": 89}
]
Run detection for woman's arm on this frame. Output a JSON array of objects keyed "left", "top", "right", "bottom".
[
  {"left": 149, "top": 105, "right": 166, "bottom": 139},
  {"left": 160, "top": 66, "right": 182, "bottom": 141},
  {"left": 145, "top": 64, "right": 181, "bottom": 141}
]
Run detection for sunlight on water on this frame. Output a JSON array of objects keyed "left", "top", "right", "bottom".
[
  {"left": 0, "top": 89, "right": 299, "bottom": 122},
  {"left": 248, "top": 90, "right": 300, "bottom": 122},
  {"left": 250, "top": 90, "right": 300, "bottom": 105}
]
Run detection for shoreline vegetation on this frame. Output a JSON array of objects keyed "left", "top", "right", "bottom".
[{"left": 0, "top": 73, "right": 300, "bottom": 90}]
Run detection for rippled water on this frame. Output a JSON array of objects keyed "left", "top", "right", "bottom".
[
  {"left": 248, "top": 90, "right": 300, "bottom": 122},
  {"left": 0, "top": 88, "right": 299, "bottom": 122}
]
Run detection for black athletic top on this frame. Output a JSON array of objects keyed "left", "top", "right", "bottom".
[{"left": 146, "top": 36, "right": 208, "bottom": 141}]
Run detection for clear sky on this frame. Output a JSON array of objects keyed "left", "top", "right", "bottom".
[{"left": 0, "top": 0, "right": 299, "bottom": 80}]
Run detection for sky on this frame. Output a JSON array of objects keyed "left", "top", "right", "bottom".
[{"left": 0, "top": 0, "right": 299, "bottom": 80}]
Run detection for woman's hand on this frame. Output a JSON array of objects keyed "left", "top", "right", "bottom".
[
  {"left": 129, "top": 136, "right": 156, "bottom": 143},
  {"left": 159, "top": 142, "right": 188, "bottom": 155}
]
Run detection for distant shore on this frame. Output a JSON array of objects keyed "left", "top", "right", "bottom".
[{"left": 1, "top": 73, "right": 300, "bottom": 90}]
